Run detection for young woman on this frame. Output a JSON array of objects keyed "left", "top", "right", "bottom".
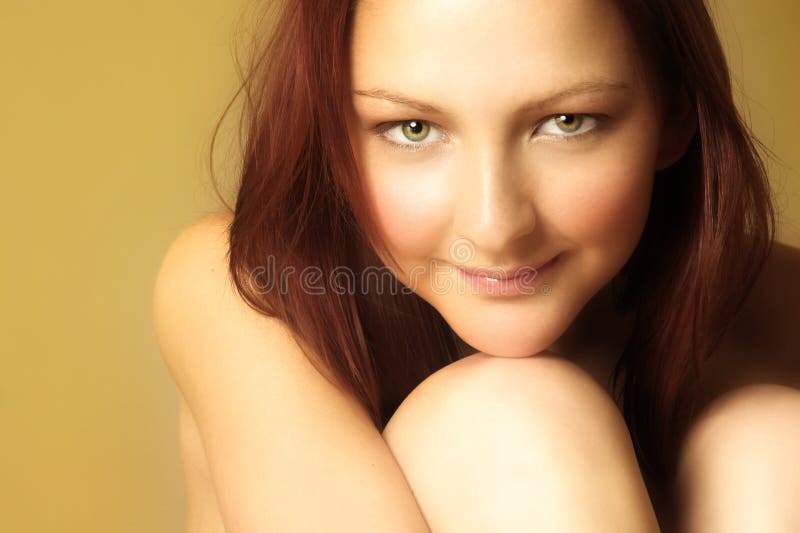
[{"left": 152, "top": 0, "right": 800, "bottom": 531}]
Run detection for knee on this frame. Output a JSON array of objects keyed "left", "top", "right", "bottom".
[
  {"left": 384, "top": 351, "right": 630, "bottom": 457},
  {"left": 674, "top": 384, "right": 800, "bottom": 531},
  {"left": 678, "top": 383, "right": 800, "bottom": 472},
  {"left": 382, "top": 352, "right": 659, "bottom": 532}
]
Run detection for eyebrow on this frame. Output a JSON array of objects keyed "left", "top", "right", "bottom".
[{"left": 353, "top": 79, "right": 632, "bottom": 115}]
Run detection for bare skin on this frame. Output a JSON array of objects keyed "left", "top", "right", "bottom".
[
  {"left": 668, "top": 241, "right": 800, "bottom": 533},
  {"left": 161, "top": 213, "right": 800, "bottom": 532},
  {"left": 156, "top": 0, "right": 800, "bottom": 529},
  {"left": 381, "top": 352, "right": 662, "bottom": 532},
  {"left": 155, "top": 214, "right": 433, "bottom": 533}
]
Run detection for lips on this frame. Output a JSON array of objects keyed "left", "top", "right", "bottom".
[
  {"left": 456, "top": 256, "right": 556, "bottom": 280},
  {"left": 452, "top": 254, "right": 559, "bottom": 297}
]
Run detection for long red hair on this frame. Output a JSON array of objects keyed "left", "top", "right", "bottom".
[{"left": 210, "top": 0, "right": 777, "bottom": 497}]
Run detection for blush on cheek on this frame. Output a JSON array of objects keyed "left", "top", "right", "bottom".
[
  {"left": 548, "top": 162, "right": 653, "bottom": 248},
  {"left": 366, "top": 172, "right": 451, "bottom": 256},
  {"left": 542, "top": 101, "right": 660, "bottom": 247}
]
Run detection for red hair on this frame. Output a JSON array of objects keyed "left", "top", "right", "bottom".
[{"left": 210, "top": 0, "right": 777, "bottom": 501}]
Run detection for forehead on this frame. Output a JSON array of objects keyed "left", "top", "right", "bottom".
[{"left": 349, "top": 0, "right": 645, "bottom": 104}]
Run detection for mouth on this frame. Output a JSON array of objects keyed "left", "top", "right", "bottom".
[
  {"left": 453, "top": 254, "right": 560, "bottom": 297},
  {"left": 456, "top": 255, "right": 558, "bottom": 281}
]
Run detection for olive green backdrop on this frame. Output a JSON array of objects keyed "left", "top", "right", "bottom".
[{"left": 1, "top": 1, "right": 797, "bottom": 531}]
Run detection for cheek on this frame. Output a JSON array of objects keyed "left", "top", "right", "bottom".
[
  {"left": 363, "top": 166, "right": 452, "bottom": 258},
  {"left": 541, "top": 139, "right": 656, "bottom": 259},
  {"left": 562, "top": 162, "right": 651, "bottom": 241}
]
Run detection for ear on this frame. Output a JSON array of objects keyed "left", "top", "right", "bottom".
[{"left": 654, "top": 84, "right": 697, "bottom": 171}]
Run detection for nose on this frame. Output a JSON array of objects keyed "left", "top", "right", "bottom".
[{"left": 453, "top": 146, "right": 537, "bottom": 256}]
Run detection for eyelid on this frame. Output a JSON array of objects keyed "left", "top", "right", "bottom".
[
  {"left": 535, "top": 115, "right": 601, "bottom": 141},
  {"left": 373, "top": 120, "right": 448, "bottom": 152},
  {"left": 372, "top": 114, "right": 607, "bottom": 153}
]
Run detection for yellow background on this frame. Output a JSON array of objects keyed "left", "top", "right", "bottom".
[{"left": 1, "top": 1, "right": 797, "bottom": 531}]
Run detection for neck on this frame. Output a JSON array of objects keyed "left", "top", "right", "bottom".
[{"left": 547, "top": 281, "right": 636, "bottom": 359}]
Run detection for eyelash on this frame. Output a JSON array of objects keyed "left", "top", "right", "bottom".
[{"left": 372, "top": 114, "right": 607, "bottom": 153}]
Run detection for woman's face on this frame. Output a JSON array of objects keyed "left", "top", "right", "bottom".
[{"left": 348, "top": 0, "right": 671, "bottom": 357}]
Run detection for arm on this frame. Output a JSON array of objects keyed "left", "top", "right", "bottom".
[{"left": 152, "top": 213, "right": 430, "bottom": 533}]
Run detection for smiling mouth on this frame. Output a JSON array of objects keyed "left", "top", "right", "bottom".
[
  {"left": 447, "top": 254, "right": 560, "bottom": 297},
  {"left": 455, "top": 255, "right": 558, "bottom": 281}
]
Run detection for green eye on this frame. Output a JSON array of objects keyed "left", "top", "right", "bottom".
[
  {"left": 401, "top": 120, "right": 430, "bottom": 142},
  {"left": 534, "top": 113, "right": 602, "bottom": 141},
  {"left": 553, "top": 114, "right": 583, "bottom": 133},
  {"left": 373, "top": 119, "right": 445, "bottom": 153}
]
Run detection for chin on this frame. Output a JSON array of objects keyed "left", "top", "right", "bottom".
[
  {"left": 453, "top": 328, "right": 556, "bottom": 359},
  {"left": 436, "top": 288, "right": 585, "bottom": 359}
]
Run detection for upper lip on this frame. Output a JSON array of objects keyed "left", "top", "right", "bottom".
[{"left": 455, "top": 255, "right": 557, "bottom": 280}]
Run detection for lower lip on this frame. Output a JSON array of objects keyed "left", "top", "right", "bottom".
[{"left": 456, "top": 255, "right": 559, "bottom": 297}]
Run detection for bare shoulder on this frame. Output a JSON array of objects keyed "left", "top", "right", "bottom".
[
  {"left": 151, "top": 209, "right": 346, "bottom": 399},
  {"left": 696, "top": 240, "right": 800, "bottom": 409},
  {"left": 151, "top": 210, "right": 236, "bottom": 347},
  {"left": 151, "top": 211, "right": 430, "bottom": 532},
  {"left": 739, "top": 240, "right": 800, "bottom": 345},
  {"left": 674, "top": 244, "right": 800, "bottom": 528}
]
